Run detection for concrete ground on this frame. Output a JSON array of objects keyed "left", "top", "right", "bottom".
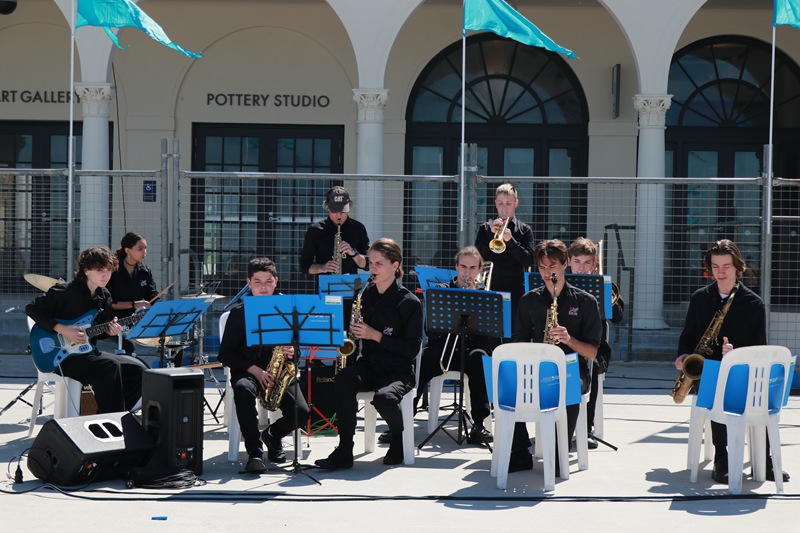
[{"left": 0, "top": 353, "right": 798, "bottom": 532}]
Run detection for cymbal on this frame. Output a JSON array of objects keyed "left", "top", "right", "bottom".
[
  {"left": 180, "top": 293, "right": 225, "bottom": 300},
  {"left": 24, "top": 273, "right": 59, "bottom": 292}
]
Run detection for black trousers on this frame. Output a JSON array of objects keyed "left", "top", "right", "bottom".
[
  {"left": 57, "top": 351, "right": 146, "bottom": 413},
  {"left": 417, "top": 343, "right": 490, "bottom": 425},
  {"left": 333, "top": 363, "right": 413, "bottom": 444},
  {"left": 230, "top": 370, "right": 310, "bottom": 457}
]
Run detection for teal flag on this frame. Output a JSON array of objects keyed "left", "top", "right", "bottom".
[
  {"left": 775, "top": 0, "right": 800, "bottom": 29},
  {"left": 464, "top": 0, "right": 575, "bottom": 59},
  {"left": 77, "top": 0, "right": 202, "bottom": 58}
]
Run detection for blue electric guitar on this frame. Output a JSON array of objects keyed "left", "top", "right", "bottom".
[{"left": 30, "top": 310, "right": 146, "bottom": 373}]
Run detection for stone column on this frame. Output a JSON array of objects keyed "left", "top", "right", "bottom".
[
  {"left": 632, "top": 95, "right": 671, "bottom": 329},
  {"left": 76, "top": 82, "right": 114, "bottom": 248},
  {"left": 353, "top": 89, "right": 389, "bottom": 239}
]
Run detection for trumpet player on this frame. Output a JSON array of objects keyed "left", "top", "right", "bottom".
[
  {"left": 510, "top": 239, "right": 602, "bottom": 475},
  {"left": 413, "top": 246, "right": 499, "bottom": 445},
  {"left": 300, "top": 186, "right": 369, "bottom": 276},
  {"left": 474, "top": 183, "right": 535, "bottom": 325},
  {"left": 675, "top": 239, "right": 787, "bottom": 485},
  {"left": 218, "top": 258, "right": 309, "bottom": 474},
  {"left": 568, "top": 237, "right": 625, "bottom": 449}
]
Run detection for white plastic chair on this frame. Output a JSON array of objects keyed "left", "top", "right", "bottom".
[
  {"left": 221, "top": 311, "right": 300, "bottom": 462},
  {"left": 357, "top": 347, "right": 423, "bottom": 466},
  {"left": 593, "top": 369, "right": 605, "bottom": 439},
  {"left": 427, "top": 370, "right": 472, "bottom": 434},
  {"left": 26, "top": 317, "right": 82, "bottom": 437},
  {"left": 687, "top": 345, "right": 793, "bottom": 494},
  {"left": 490, "top": 342, "right": 570, "bottom": 491}
]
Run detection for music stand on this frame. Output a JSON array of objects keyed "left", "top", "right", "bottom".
[
  {"left": 127, "top": 298, "right": 213, "bottom": 369},
  {"left": 318, "top": 273, "right": 371, "bottom": 297},
  {"left": 417, "top": 287, "right": 510, "bottom": 450},
  {"left": 244, "top": 294, "right": 344, "bottom": 485},
  {"left": 414, "top": 266, "right": 457, "bottom": 291}
]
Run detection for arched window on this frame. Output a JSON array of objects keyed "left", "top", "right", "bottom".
[
  {"left": 405, "top": 33, "right": 589, "bottom": 266},
  {"left": 665, "top": 35, "right": 800, "bottom": 306}
]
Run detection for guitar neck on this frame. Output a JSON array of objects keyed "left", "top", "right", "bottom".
[{"left": 85, "top": 313, "right": 142, "bottom": 338}]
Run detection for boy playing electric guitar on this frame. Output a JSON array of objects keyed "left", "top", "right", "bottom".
[{"left": 26, "top": 246, "right": 147, "bottom": 413}]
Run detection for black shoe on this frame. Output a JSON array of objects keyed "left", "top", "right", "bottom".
[
  {"left": 587, "top": 437, "right": 599, "bottom": 450},
  {"left": 766, "top": 469, "right": 790, "bottom": 482},
  {"left": 315, "top": 445, "right": 354, "bottom": 471},
  {"left": 383, "top": 438, "right": 404, "bottom": 466},
  {"left": 261, "top": 429, "right": 287, "bottom": 464},
  {"left": 245, "top": 454, "right": 267, "bottom": 473},
  {"left": 508, "top": 451, "right": 534, "bottom": 473},
  {"left": 378, "top": 430, "right": 393, "bottom": 444},
  {"left": 467, "top": 426, "right": 493, "bottom": 445},
  {"left": 712, "top": 464, "right": 729, "bottom": 484}
]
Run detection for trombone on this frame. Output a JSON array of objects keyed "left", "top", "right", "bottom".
[{"left": 439, "top": 261, "right": 493, "bottom": 373}]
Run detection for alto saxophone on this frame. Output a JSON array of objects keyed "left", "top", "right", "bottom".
[
  {"left": 337, "top": 275, "right": 373, "bottom": 372},
  {"left": 543, "top": 273, "right": 561, "bottom": 345},
  {"left": 670, "top": 284, "right": 738, "bottom": 404},
  {"left": 333, "top": 223, "right": 345, "bottom": 275},
  {"left": 260, "top": 345, "right": 296, "bottom": 411}
]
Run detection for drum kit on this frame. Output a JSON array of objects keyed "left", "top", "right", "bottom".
[{"left": 22, "top": 273, "right": 226, "bottom": 367}]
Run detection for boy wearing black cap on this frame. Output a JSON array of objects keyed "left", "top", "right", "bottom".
[{"left": 300, "top": 186, "right": 370, "bottom": 276}]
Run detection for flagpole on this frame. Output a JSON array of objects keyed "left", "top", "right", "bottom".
[
  {"left": 768, "top": 25, "right": 777, "bottom": 181},
  {"left": 460, "top": 2, "right": 467, "bottom": 237},
  {"left": 66, "top": 0, "right": 76, "bottom": 280}
]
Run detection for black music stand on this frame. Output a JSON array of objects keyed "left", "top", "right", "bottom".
[
  {"left": 417, "top": 288, "right": 508, "bottom": 450},
  {"left": 244, "top": 294, "right": 344, "bottom": 485},
  {"left": 127, "top": 298, "right": 213, "bottom": 369}
]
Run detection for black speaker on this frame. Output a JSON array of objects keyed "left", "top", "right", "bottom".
[
  {"left": 27, "top": 412, "right": 155, "bottom": 486},
  {"left": 300, "top": 360, "right": 337, "bottom": 433},
  {"left": 142, "top": 367, "right": 204, "bottom": 474}
]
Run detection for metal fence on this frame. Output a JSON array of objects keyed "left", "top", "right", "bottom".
[{"left": 2, "top": 146, "right": 798, "bottom": 362}]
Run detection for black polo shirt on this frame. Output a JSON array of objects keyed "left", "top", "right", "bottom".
[
  {"left": 26, "top": 279, "right": 114, "bottom": 342},
  {"left": 107, "top": 262, "right": 158, "bottom": 319}
]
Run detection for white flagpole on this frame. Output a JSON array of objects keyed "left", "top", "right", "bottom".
[
  {"left": 66, "top": 0, "right": 76, "bottom": 279},
  {"left": 460, "top": 3, "right": 467, "bottom": 237},
  {"left": 768, "top": 25, "right": 777, "bottom": 180}
]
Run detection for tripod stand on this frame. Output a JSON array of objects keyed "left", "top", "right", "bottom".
[
  {"left": 417, "top": 287, "right": 508, "bottom": 450},
  {"left": 244, "top": 294, "right": 345, "bottom": 485}
]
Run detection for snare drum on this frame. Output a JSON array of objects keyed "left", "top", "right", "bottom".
[{"left": 134, "top": 336, "right": 175, "bottom": 348}]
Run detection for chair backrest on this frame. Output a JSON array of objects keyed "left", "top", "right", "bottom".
[
  {"left": 709, "top": 345, "right": 793, "bottom": 418},
  {"left": 492, "top": 342, "right": 567, "bottom": 418},
  {"left": 27, "top": 316, "right": 35, "bottom": 332},
  {"left": 219, "top": 311, "right": 230, "bottom": 344}
]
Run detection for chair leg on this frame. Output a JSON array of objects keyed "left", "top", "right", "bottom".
[
  {"left": 687, "top": 411, "right": 705, "bottom": 483},
  {"left": 726, "top": 420, "right": 746, "bottom": 495},
  {"left": 556, "top": 416, "right": 570, "bottom": 481},
  {"left": 539, "top": 416, "right": 557, "bottom": 491},
  {"left": 703, "top": 418, "right": 714, "bottom": 462},
  {"left": 401, "top": 392, "right": 415, "bottom": 465},
  {"left": 766, "top": 419, "right": 785, "bottom": 494},
  {"left": 749, "top": 426, "right": 767, "bottom": 482},
  {"left": 363, "top": 399, "right": 377, "bottom": 454},
  {"left": 427, "top": 375, "right": 445, "bottom": 435},
  {"left": 576, "top": 394, "right": 589, "bottom": 470},
  {"left": 27, "top": 379, "right": 47, "bottom": 438},
  {"left": 494, "top": 412, "right": 515, "bottom": 490},
  {"left": 594, "top": 374, "right": 605, "bottom": 439}
]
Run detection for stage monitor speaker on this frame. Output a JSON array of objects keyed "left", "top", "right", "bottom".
[
  {"left": 142, "top": 367, "right": 205, "bottom": 474},
  {"left": 27, "top": 412, "right": 155, "bottom": 486}
]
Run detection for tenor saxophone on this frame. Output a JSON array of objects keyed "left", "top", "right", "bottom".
[
  {"left": 260, "top": 345, "right": 296, "bottom": 411},
  {"left": 337, "top": 275, "right": 373, "bottom": 372},
  {"left": 543, "top": 273, "right": 561, "bottom": 345},
  {"left": 670, "top": 284, "right": 738, "bottom": 404}
]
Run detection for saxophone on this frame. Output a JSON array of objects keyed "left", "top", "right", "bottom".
[
  {"left": 260, "top": 345, "right": 297, "bottom": 411},
  {"left": 333, "top": 223, "right": 345, "bottom": 275},
  {"left": 337, "top": 275, "right": 374, "bottom": 372},
  {"left": 670, "top": 284, "right": 738, "bottom": 404},
  {"left": 543, "top": 273, "right": 560, "bottom": 345}
]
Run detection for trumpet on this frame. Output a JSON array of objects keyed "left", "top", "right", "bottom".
[
  {"left": 489, "top": 216, "right": 510, "bottom": 254},
  {"left": 439, "top": 262, "right": 493, "bottom": 373}
]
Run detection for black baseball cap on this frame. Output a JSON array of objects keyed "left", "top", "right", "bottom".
[{"left": 324, "top": 186, "right": 351, "bottom": 213}]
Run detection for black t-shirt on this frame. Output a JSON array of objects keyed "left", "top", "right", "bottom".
[
  {"left": 514, "top": 283, "right": 602, "bottom": 387},
  {"left": 299, "top": 216, "right": 370, "bottom": 275},
  {"left": 107, "top": 262, "right": 158, "bottom": 319},
  {"left": 474, "top": 217, "right": 535, "bottom": 303}
]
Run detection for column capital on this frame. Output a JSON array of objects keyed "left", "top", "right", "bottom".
[
  {"left": 75, "top": 82, "right": 114, "bottom": 118},
  {"left": 633, "top": 94, "right": 672, "bottom": 128},
  {"left": 353, "top": 89, "right": 389, "bottom": 122}
]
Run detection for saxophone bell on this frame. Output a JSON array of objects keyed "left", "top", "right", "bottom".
[
  {"left": 670, "top": 354, "right": 705, "bottom": 404},
  {"left": 261, "top": 345, "right": 296, "bottom": 411}
]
